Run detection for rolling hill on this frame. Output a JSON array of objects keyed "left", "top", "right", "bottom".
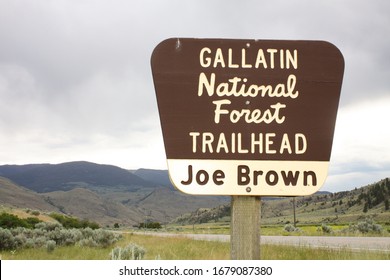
[{"left": 0, "top": 161, "right": 229, "bottom": 226}]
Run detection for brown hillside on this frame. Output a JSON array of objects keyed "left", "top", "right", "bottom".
[
  {"left": 44, "top": 188, "right": 142, "bottom": 226},
  {"left": 0, "top": 177, "right": 57, "bottom": 211}
]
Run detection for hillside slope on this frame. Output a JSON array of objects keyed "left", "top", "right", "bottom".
[
  {"left": 43, "top": 188, "right": 142, "bottom": 225},
  {"left": 174, "top": 178, "right": 390, "bottom": 225},
  {"left": 0, "top": 177, "right": 57, "bottom": 211},
  {"left": 133, "top": 168, "right": 174, "bottom": 190}
]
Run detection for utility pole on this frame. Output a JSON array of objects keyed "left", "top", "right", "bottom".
[{"left": 292, "top": 197, "right": 297, "bottom": 228}]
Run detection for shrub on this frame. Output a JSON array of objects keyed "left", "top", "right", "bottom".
[
  {"left": 356, "top": 219, "right": 382, "bottom": 233},
  {"left": 92, "top": 229, "right": 120, "bottom": 248},
  {"left": 45, "top": 240, "right": 56, "bottom": 252},
  {"left": 320, "top": 223, "right": 333, "bottom": 234},
  {"left": 77, "top": 237, "right": 98, "bottom": 247},
  {"left": 138, "top": 222, "right": 162, "bottom": 229},
  {"left": 110, "top": 243, "right": 146, "bottom": 260},
  {"left": 68, "top": 228, "right": 83, "bottom": 243},
  {"left": 10, "top": 226, "right": 28, "bottom": 236},
  {"left": 31, "top": 210, "right": 40, "bottom": 216},
  {"left": 49, "top": 213, "right": 100, "bottom": 229},
  {"left": 33, "top": 236, "right": 47, "bottom": 248},
  {"left": 0, "top": 212, "right": 46, "bottom": 229},
  {"left": 35, "top": 222, "right": 63, "bottom": 231},
  {"left": 80, "top": 220, "right": 100, "bottom": 230},
  {"left": 0, "top": 222, "right": 121, "bottom": 251},
  {"left": 25, "top": 217, "right": 41, "bottom": 228},
  {"left": 348, "top": 218, "right": 383, "bottom": 234},
  {"left": 13, "top": 234, "right": 27, "bottom": 248},
  {"left": 284, "top": 224, "right": 298, "bottom": 232},
  {"left": 0, "top": 228, "right": 17, "bottom": 250},
  {"left": 0, "top": 213, "right": 29, "bottom": 229},
  {"left": 80, "top": 227, "right": 94, "bottom": 238}
]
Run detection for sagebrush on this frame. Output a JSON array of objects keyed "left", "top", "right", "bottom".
[
  {"left": 0, "top": 222, "right": 121, "bottom": 251},
  {"left": 110, "top": 243, "right": 146, "bottom": 260}
]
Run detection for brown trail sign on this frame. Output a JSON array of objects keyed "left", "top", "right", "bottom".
[
  {"left": 151, "top": 38, "right": 344, "bottom": 259},
  {"left": 151, "top": 38, "right": 344, "bottom": 197}
]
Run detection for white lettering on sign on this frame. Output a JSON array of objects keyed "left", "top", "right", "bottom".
[
  {"left": 212, "top": 100, "right": 286, "bottom": 124},
  {"left": 189, "top": 44, "right": 307, "bottom": 161},
  {"left": 189, "top": 132, "right": 307, "bottom": 155},
  {"left": 198, "top": 73, "right": 299, "bottom": 99},
  {"left": 236, "top": 165, "right": 316, "bottom": 187},
  {"left": 199, "top": 47, "right": 298, "bottom": 69}
]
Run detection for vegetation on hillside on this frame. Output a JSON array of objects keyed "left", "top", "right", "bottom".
[
  {"left": 173, "top": 178, "right": 390, "bottom": 225},
  {"left": 356, "top": 178, "right": 390, "bottom": 212},
  {"left": 0, "top": 212, "right": 41, "bottom": 229},
  {"left": 49, "top": 213, "right": 100, "bottom": 229},
  {"left": 173, "top": 205, "right": 230, "bottom": 225},
  {"left": 137, "top": 221, "right": 162, "bottom": 229}
]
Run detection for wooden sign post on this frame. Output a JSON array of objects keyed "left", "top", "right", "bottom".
[
  {"left": 231, "top": 196, "right": 261, "bottom": 259},
  {"left": 151, "top": 38, "right": 344, "bottom": 259}
]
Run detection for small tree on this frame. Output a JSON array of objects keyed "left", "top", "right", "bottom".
[{"left": 363, "top": 203, "right": 368, "bottom": 213}]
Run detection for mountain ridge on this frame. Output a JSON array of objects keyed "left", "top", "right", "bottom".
[{"left": 0, "top": 161, "right": 154, "bottom": 193}]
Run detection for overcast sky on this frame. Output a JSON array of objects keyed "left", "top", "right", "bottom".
[{"left": 0, "top": 0, "right": 389, "bottom": 192}]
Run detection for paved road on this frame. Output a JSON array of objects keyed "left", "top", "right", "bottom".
[{"left": 134, "top": 232, "right": 390, "bottom": 252}]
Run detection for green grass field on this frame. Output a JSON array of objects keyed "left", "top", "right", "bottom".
[{"left": 2, "top": 233, "right": 389, "bottom": 260}]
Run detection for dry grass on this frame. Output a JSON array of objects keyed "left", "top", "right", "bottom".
[
  {"left": 127, "top": 234, "right": 229, "bottom": 260},
  {"left": 1, "top": 233, "right": 389, "bottom": 260}
]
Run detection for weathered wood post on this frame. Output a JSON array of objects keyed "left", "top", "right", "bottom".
[{"left": 231, "top": 196, "right": 261, "bottom": 259}]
